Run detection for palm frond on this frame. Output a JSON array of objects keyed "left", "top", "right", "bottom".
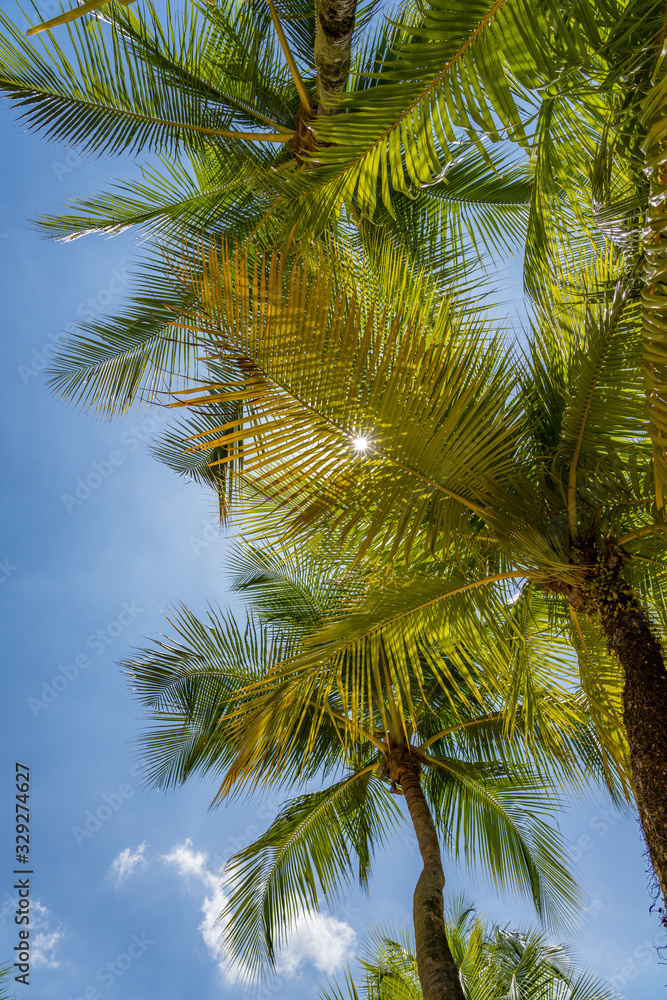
[
  {"left": 222, "top": 771, "right": 402, "bottom": 978},
  {"left": 0, "top": 2, "right": 294, "bottom": 160},
  {"left": 171, "top": 238, "right": 528, "bottom": 555}
]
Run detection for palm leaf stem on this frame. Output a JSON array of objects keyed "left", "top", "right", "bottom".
[
  {"left": 411, "top": 680, "right": 442, "bottom": 726},
  {"left": 19, "top": 95, "right": 295, "bottom": 142},
  {"left": 314, "top": 572, "right": 525, "bottom": 653},
  {"left": 346, "top": 443, "right": 491, "bottom": 518},
  {"left": 381, "top": 644, "right": 404, "bottom": 742},
  {"left": 617, "top": 523, "right": 664, "bottom": 546},
  {"left": 266, "top": 0, "right": 312, "bottom": 110},
  {"left": 326, "top": 706, "right": 388, "bottom": 752},
  {"left": 26, "top": 0, "right": 135, "bottom": 35},
  {"left": 419, "top": 712, "right": 504, "bottom": 751}
]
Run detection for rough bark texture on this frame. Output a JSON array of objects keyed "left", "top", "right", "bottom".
[
  {"left": 314, "top": 0, "right": 357, "bottom": 114},
  {"left": 602, "top": 603, "right": 667, "bottom": 923},
  {"left": 287, "top": 105, "right": 320, "bottom": 165},
  {"left": 548, "top": 540, "right": 667, "bottom": 923},
  {"left": 385, "top": 746, "right": 466, "bottom": 1000}
]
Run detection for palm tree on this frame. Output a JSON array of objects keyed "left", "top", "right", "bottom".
[
  {"left": 5, "top": 0, "right": 667, "bottom": 486},
  {"left": 6, "top": 0, "right": 667, "bottom": 933},
  {"left": 316, "top": 900, "right": 627, "bottom": 1000},
  {"left": 121, "top": 235, "right": 667, "bottom": 920},
  {"left": 0, "top": 0, "right": 658, "bottom": 253},
  {"left": 7, "top": 0, "right": 667, "bottom": 534},
  {"left": 0, "top": 0, "right": 543, "bottom": 244},
  {"left": 127, "top": 535, "right": 624, "bottom": 1000}
]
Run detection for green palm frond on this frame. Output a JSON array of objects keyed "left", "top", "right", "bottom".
[
  {"left": 150, "top": 406, "right": 235, "bottom": 519},
  {"left": 127, "top": 604, "right": 295, "bottom": 789},
  {"left": 0, "top": 3, "right": 294, "bottom": 160},
  {"left": 0, "top": 966, "right": 16, "bottom": 1000},
  {"left": 368, "top": 143, "right": 532, "bottom": 279},
  {"left": 35, "top": 148, "right": 289, "bottom": 244},
  {"left": 222, "top": 771, "right": 402, "bottom": 978},
  {"left": 44, "top": 158, "right": 529, "bottom": 419},
  {"left": 424, "top": 762, "right": 582, "bottom": 930},
  {"left": 228, "top": 536, "right": 368, "bottom": 632},
  {"left": 318, "top": 910, "right": 628, "bottom": 1000},
  {"left": 45, "top": 250, "right": 202, "bottom": 417},
  {"left": 170, "top": 238, "right": 527, "bottom": 553}
]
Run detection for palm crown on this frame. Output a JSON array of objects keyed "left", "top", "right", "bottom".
[
  {"left": 126, "top": 533, "right": 623, "bottom": 992},
  {"left": 317, "top": 903, "right": 627, "bottom": 1000}
]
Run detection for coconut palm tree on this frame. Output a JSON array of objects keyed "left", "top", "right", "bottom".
[
  {"left": 5, "top": 0, "right": 667, "bottom": 478},
  {"left": 0, "top": 0, "right": 661, "bottom": 232},
  {"left": 126, "top": 535, "right": 622, "bottom": 1000},
  {"left": 122, "top": 234, "right": 667, "bottom": 921},
  {"left": 316, "top": 899, "right": 627, "bottom": 1000},
  {"left": 7, "top": 0, "right": 666, "bottom": 932},
  {"left": 0, "top": 0, "right": 548, "bottom": 245}
]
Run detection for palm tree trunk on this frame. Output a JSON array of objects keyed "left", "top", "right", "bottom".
[
  {"left": 601, "top": 601, "right": 667, "bottom": 921},
  {"left": 314, "top": 0, "right": 357, "bottom": 114},
  {"left": 386, "top": 747, "right": 465, "bottom": 1000},
  {"left": 553, "top": 542, "right": 667, "bottom": 921}
]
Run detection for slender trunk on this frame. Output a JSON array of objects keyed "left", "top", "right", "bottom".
[
  {"left": 386, "top": 747, "right": 465, "bottom": 1000},
  {"left": 314, "top": 0, "right": 357, "bottom": 114},
  {"left": 601, "top": 602, "right": 667, "bottom": 921}
]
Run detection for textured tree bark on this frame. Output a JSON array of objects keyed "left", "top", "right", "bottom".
[
  {"left": 551, "top": 541, "right": 667, "bottom": 924},
  {"left": 601, "top": 602, "right": 667, "bottom": 923},
  {"left": 314, "top": 0, "right": 357, "bottom": 114},
  {"left": 386, "top": 747, "right": 466, "bottom": 1000}
]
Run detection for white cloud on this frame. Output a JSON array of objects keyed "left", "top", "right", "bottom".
[
  {"left": 32, "top": 901, "right": 64, "bottom": 969},
  {"left": 161, "top": 839, "right": 356, "bottom": 984},
  {"left": 277, "top": 912, "right": 357, "bottom": 977},
  {"left": 161, "top": 838, "right": 216, "bottom": 893},
  {"left": 584, "top": 897, "right": 603, "bottom": 918},
  {"left": 108, "top": 841, "right": 148, "bottom": 885},
  {"left": 161, "top": 840, "right": 241, "bottom": 981}
]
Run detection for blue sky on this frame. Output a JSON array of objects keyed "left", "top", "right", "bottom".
[{"left": 0, "top": 7, "right": 666, "bottom": 997}]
